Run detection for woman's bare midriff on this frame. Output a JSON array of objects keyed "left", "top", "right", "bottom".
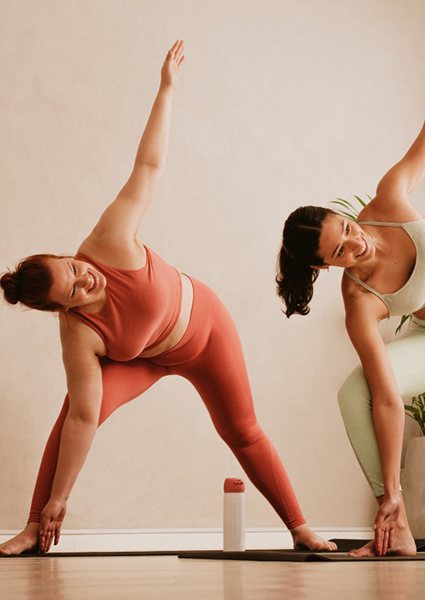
[{"left": 138, "top": 273, "right": 194, "bottom": 358}]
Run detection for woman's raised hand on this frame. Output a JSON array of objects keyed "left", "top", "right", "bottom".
[{"left": 161, "top": 40, "right": 185, "bottom": 88}]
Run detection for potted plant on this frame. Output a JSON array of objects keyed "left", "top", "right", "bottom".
[{"left": 405, "top": 393, "right": 425, "bottom": 436}]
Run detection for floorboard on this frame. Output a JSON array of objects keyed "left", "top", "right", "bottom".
[{"left": 1, "top": 555, "right": 425, "bottom": 599}]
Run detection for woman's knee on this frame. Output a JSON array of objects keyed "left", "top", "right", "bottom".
[{"left": 217, "top": 419, "right": 263, "bottom": 449}]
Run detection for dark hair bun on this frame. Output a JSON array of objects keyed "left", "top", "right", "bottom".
[{"left": 0, "top": 271, "right": 20, "bottom": 305}]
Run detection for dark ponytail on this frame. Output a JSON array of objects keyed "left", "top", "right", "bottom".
[
  {"left": 1, "top": 254, "right": 65, "bottom": 312},
  {"left": 276, "top": 206, "right": 335, "bottom": 317}
]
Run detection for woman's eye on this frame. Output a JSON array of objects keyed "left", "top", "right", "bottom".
[
  {"left": 338, "top": 247, "right": 344, "bottom": 258},
  {"left": 345, "top": 224, "right": 350, "bottom": 235},
  {"left": 71, "top": 264, "right": 77, "bottom": 297}
]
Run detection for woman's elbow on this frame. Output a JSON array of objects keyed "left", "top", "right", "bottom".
[
  {"left": 67, "top": 409, "right": 100, "bottom": 426},
  {"left": 371, "top": 392, "right": 404, "bottom": 411}
]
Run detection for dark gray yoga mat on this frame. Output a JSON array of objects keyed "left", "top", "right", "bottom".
[
  {"left": 177, "top": 549, "right": 425, "bottom": 562},
  {"left": 177, "top": 539, "right": 425, "bottom": 562}
]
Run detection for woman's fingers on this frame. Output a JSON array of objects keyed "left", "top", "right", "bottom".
[
  {"left": 382, "top": 529, "right": 389, "bottom": 556},
  {"left": 175, "top": 40, "right": 184, "bottom": 60},
  {"left": 374, "top": 523, "right": 394, "bottom": 556},
  {"left": 54, "top": 525, "right": 61, "bottom": 546},
  {"left": 40, "top": 522, "right": 54, "bottom": 552},
  {"left": 40, "top": 525, "right": 61, "bottom": 551},
  {"left": 167, "top": 40, "right": 181, "bottom": 60},
  {"left": 374, "top": 526, "right": 383, "bottom": 556},
  {"left": 388, "top": 527, "right": 395, "bottom": 552},
  {"left": 45, "top": 531, "right": 53, "bottom": 553},
  {"left": 168, "top": 40, "right": 184, "bottom": 63},
  {"left": 168, "top": 40, "right": 180, "bottom": 56}
]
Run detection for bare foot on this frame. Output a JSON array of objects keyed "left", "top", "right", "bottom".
[
  {"left": 291, "top": 524, "right": 338, "bottom": 551},
  {"left": 349, "top": 524, "right": 416, "bottom": 558},
  {"left": 348, "top": 540, "right": 376, "bottom": 557},
  {"left": 0, "top": 523, "right": 40, "bottom": 556}
]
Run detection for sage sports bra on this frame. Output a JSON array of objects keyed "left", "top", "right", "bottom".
[{"left": 344, "top": 220, "right": 425, "bottom": 316}]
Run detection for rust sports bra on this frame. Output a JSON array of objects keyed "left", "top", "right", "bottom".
[{"left": 71, "top": 246, "right": 182, "bottom": 361}]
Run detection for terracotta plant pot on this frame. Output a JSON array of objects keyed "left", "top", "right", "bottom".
[{"left": 402, "top": 436, "right": 425, "bottom": 538}]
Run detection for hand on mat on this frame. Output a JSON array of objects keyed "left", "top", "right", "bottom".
[
  {"left": 374, "top": 493, "right": 401, "bottom": 556},
  {"left": 39, "top": 497, "right": 67, "bottom": 553},
  {"left": 161, "top": 40, "right": 185, "bottom": 88}
]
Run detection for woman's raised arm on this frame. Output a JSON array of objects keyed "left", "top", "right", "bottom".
[
  {"left": 83, "top": 41, "right": 185, "bottom": 250},
  {"left": 374, "top": 119, "right": 425, "bottom": 203}
]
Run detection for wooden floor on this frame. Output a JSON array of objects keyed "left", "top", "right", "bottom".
[{"left": 1, "top": 555, "right": 425, "bottom": 599}]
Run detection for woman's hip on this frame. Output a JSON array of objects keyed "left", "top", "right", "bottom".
[{"left": 150, "top": 276, "right": 240, "bottom": 367}]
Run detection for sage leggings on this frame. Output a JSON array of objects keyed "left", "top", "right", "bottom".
[
  {"left": 338, "top": 317, "right": 425, "bottom": 497},
  {"left": 28, "top": 277, "right": 305, "bottom": 529}
]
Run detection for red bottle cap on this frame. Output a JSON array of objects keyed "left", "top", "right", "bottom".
[{"left": 224, "top": 478, "right": 245, "bottom": 493}]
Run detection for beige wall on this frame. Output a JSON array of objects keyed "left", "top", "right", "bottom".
[{"left": 1, "top": 0, "right": 425, "bottom": 530}]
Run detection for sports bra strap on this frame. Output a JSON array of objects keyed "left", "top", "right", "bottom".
[
  {"left": 344, "top": 270, "right": 391, "bottom": 313},
  {"left": 357, "top": 220, "right": 404, "bottom": 227}
]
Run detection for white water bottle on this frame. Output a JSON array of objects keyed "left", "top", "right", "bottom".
[{"left": 223, "top": 478, "right": 245, "bottom": 552}]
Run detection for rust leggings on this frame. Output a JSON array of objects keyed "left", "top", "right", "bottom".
[{"left": 28, "top": 277, "right": 305, "bottom": 529}]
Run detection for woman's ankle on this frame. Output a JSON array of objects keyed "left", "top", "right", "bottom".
[
  {"left": 24, "top": 522, "right": 40, "bottom": 536},
  {"left": 290, "top": 523, "right": 310, "bottom": 539}
]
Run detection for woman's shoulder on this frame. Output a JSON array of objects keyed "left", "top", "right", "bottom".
[
  {"left": 341, "top": 272, "right": 389, "bottom": 322},
  {"left": 76, "top": 233, "right": 147, "bottom": 270},
  {"left": 59, "top": 312, "right": 107, "bottom": 357},
  {"left": 357, "top": 197, "right": 422, "bottom": 224},
  {"left": 341, "top": 271, "right": 366, "bottom": 304}
]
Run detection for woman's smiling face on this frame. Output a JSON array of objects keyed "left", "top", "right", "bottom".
[
  {"left": 318, "top": 214, "right": 373, "bottom": 268},
  {"left": 47, "top": 257, "right": 107, "bottom": 309}
]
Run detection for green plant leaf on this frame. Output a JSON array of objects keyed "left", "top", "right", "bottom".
[
  {"left": 335, "top": 198, "right": 360, "bottom": 211},
  {"left": 353, "top": 195, "right": 367, "bottom": 207},
  {"left": 338, "top": 210, "right": 358, "bottom": 221},
  {"left": 331, "top": 196, "right": 364, "bottom": 221},
  {"left": 332, "top": 202, "right": 359, "bottom": 216},
  {"left": 395, "top": 315, "right": 412, "bottom": 335}
]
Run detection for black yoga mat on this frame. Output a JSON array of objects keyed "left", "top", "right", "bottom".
[
  {"left": 0, "top": 550, "right": 177, "bottom": 558},
  {"left": 178, "top": 539, "right": 425, "bottom": 562}
]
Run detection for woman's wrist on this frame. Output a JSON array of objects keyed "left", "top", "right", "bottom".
[
  {"left": 383, "top": 488, "right": 401, "bottom": 503},
  {"left": 159, "top": 81, "right": 175, "bottom": 94},
  {"left": 48, "top": 492, "right": 68, "bottom": 503}
]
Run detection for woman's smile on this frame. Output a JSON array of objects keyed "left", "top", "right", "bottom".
[
  {"left": 355, "top": 237, "right": 368, "bottom": 259},
  {"left": 86, "top": 272, "right": 97, "bottom": 293}
]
